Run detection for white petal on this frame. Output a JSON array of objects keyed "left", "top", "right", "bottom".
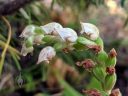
[
  {"left": 55, "top": 28, "right": 78, "bottom": 42},
  {"left": 37, "top": 46, "right": 56, "bottom": 64},
  {"left": 19, "top": 25, "right": 35, "bottom": 38},
  {"left": 80, "top": 23, "right": 99, "bottom": 40},
  {"left": 21, "top": 43, "right": 34, "bottom": 56},
  {"left": 40, "top": 22, "right": 63, "bottom": 34}
]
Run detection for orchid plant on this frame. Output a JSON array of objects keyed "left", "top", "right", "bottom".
[{"left": 20, "top": 22, "right": 121, "bottom": 96}]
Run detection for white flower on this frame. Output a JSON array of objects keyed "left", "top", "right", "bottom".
[
  {"left": 55, "top": 28, "right": 78, "bottom": 43},
  {"left": 80, "top": 22, "right": 99, "bottom": 40},
  {"left": 19, "top": 25, "right": 35, "bottom": 38},
  {"left": 40, "top": 22, "right": 63, "bottom": 35},
  {"left": 21, "top": 43, "right": 34, "bottom": 56},
  {"left": 37, "top": 46, "right": 56, "bottom": 64}
]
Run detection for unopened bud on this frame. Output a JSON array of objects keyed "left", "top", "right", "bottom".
[
  {"left": 81, "top": 59, "right": 95, "bottom": 70},
  {"left": 82, "top": 89, "right": 101, "bottom": 96},
  {"left": 88, "top": 45, "right": 101, "bottom": 53},
  {"left": 106, "top": 67, "right": 115, "bottom": 75},
  {"left": 109, "top": 48, "right": 117, "bottom": 58},
  {"left": 105, "top": 73, "right": 117, "bottom": 92},
  {"left": 110, "top": 89, "right": 122, "bottom": 96}
]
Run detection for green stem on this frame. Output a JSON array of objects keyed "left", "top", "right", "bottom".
[
  {"left": 10, "top": 52, "right": 21, "bottom": 71},
  {"left": 0, "top": 16, "right": 12, "bottom": 77},
  {"left": 0, "top": 40, "right": 20, "bottom": 55}
]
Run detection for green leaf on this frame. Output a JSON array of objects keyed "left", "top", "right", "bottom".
[{"left": 56, "top": 73, "right": 83, "bottom": 96}]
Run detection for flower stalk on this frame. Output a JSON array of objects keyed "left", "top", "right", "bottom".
[{"left": 19, "top": 22, "right": 120, "bottom": 95}]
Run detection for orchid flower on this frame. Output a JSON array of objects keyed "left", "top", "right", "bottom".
[
  {"left": 37, "top": 46, "right": 56, "bottom": 64},
  {"left": 19, "top": 25, "right": 35, "bottom": 38},
  {"left": 55, "top": 28, "right": 78, "bottom": 43},
  {"left": 40, "top": 22, "right": 63, "bottom": 35},
  {"left": 80, "top": 22, "right": 99, "bottom": 40}
]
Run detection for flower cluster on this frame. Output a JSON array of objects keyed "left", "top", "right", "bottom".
[{"left": 20, "top": 22, "right": 120, "bottom": 95}]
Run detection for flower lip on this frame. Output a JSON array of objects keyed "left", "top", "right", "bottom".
[
  {"left": 55, "top": 28, "right": 78, "bottom": 43},
  {"left": 19, "top": 25, "right": 35, "bottom": 38},
  {"left": 40, "top": 22, "right": 63, "bottom": 35},
  {"left": 37, "top": 46, "right": 56, "bottom": 64},
  {"left": 80, "top": 22, "right": 99, "bottom": 40}
]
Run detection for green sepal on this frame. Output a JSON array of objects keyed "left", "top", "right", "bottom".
[
  {"left": 77, "top": 37, "right": 96, "bottom": 46},
  {"left": 96, "top": 51, "right": 108, "bottom": 66},
  {"left": 104, "top": 73, "right": 117, "bottom": 91},
  {"left": 93, "top": 66, "right": 106, "bottom": 82},
  {"left": 95, "top": 37, "right": 104, "bottom": 50},
  {"left": 73, "top": 42, "right": 88, "bottom": 50},
  {"left": 25, "top": 36, "right": 34, "bottom": 47},
  {"left": 53, "top": 42, "right": 65, "bottom": 51},
  {"left": 34, "top": 26, "right": 45, "bottom": 35},
  {"left": 106, "top": 57, "right": 117, "bottom": 67},
  {"left": 43, "top": 35, "right": 54, "bottom": 43}
]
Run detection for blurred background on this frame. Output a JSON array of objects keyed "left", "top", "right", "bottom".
[{"left": 0, "top": 0, "right": 128, "bottom": 96}]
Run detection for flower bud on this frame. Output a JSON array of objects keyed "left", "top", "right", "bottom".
[
  {"left": 108, "top": 48, "right": 117, "bottom": 58},
  {"left": 21, "top": 43, "right": 34, "bottom": 56},
  {"left": 96, "top": 51, "right": 108, "bottom": 65},
  {"left": 110, "top": 89, "right": 122, "bottom": 96},
  {"left": 105, "top": 73, "right": 117, "bottom": 92},
  {"left": 55, "top": 28, "right": 78, "bottom": 43},
  {"left": 80, "top": 22, "right": 99, "bottom": 40},
  {"left": 106, "top": 49, "right": 117, "bottom": 67},
  {"left": 37, "top": 46, "right": 56, "bottom": 64},
  {"left": 81, "top": 59, "right": 95, "bottom": 70},
  {"left": 106, "top": 67, "right": 115, "bottom": 75},
  {"left": 88, "top": 45, "right": 101, "bottom": 53},
  {"left": 40, "top": 22, "right": 63, "bottom": 35},
  {"left": 19, "top": 25, "right": 35, "bottom": 38},
  {"left": 82, "top": 89, "right": 101, "bottom": 96},
  {"left": 93, "top": 67, "right": 106, "bottom": 82}
]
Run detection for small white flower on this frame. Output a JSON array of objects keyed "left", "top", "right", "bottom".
[
  {"left": 80, "top": 22, "right": 99, "bottom": 40},
  {"left": 55, "top": 28, "right": 78, "bottom": 43},
  {"left": 19, "top": 25, "right": 35, "bottom": 38},
  {"left": 21, "top": 43, "right": 34, "bottom": 56},
  {"left": 37, "top": 46, "right": 56, "bottom": 64},
  {"left": 40, "top": 22, "right": 63, "bottom": 35}
]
